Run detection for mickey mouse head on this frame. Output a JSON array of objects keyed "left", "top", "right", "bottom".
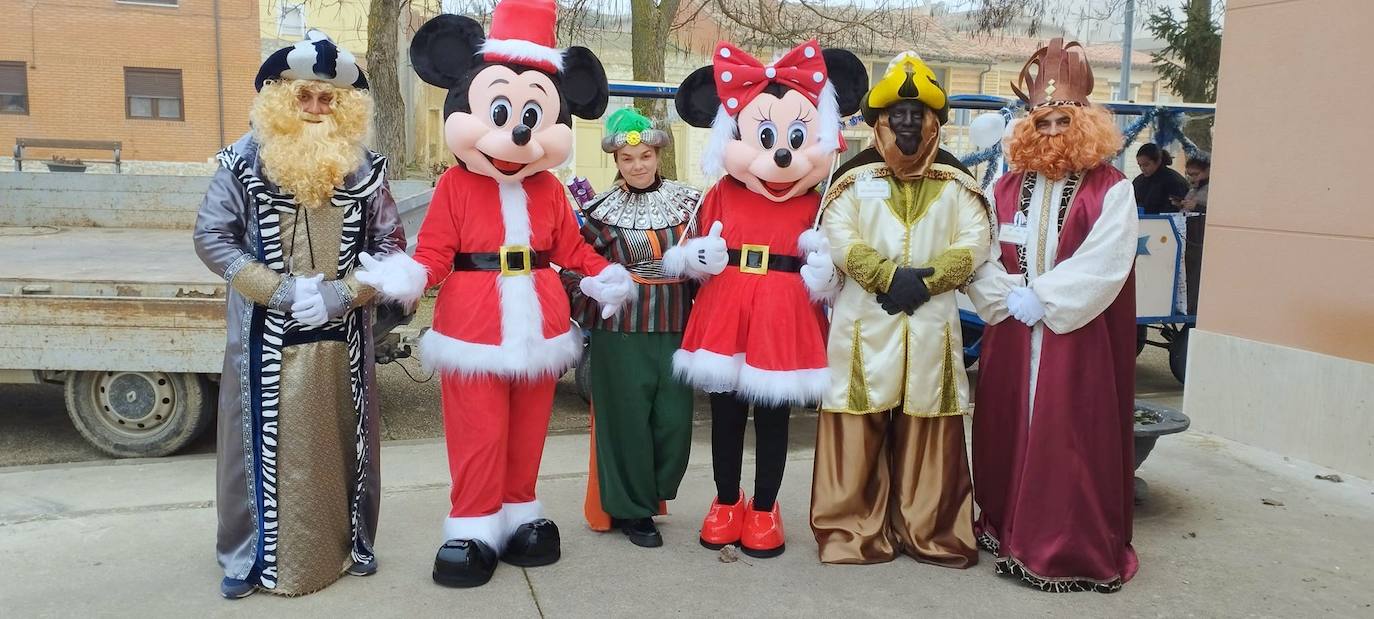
[{"left": 410, "top": 1, "right": 609, "bottom": 182}]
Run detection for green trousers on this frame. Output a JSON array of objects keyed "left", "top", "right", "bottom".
[{"left": 590, "top": 330, "right": 694, "bottom": 519}]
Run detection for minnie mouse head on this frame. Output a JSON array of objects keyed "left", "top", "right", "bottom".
[
  {"left": 675, "top": 41, "right": 866, "bottom": 202},
  {"left": 410, "top": 0, "right": 609, "bottom": 182}
]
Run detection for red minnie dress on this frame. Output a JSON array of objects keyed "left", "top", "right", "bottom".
[{"left": 672, "top": 177, "right": 830, "bottom": 406}]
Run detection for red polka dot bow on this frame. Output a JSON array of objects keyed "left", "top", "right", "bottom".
[{"left": 712, "top": 39, "right": 828, "bottom": 114}]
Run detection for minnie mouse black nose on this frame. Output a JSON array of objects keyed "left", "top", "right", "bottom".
[
  {"left": 773, "top": 149, "right": 792, "bottom": 168},
  {"left": 512, "top": 125, "right": 532, "bottom": 146}
]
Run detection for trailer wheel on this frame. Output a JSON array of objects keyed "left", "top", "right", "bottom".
[
  {"left": 65, "top": 371, "right": 215, "bottom": 458},
  {"left": 1168, "top": 329, "right": 1190, "bottom": 384},
  {"left": 1136, "top": 325, "right": 1148, "bottom": 356}
]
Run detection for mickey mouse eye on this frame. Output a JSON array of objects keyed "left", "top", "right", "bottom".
[
  {"left": 757, "top": 121, "right": 777, "bottom": 150},
  {"left": 490, "top": 97, "right": 512, "bottom": 127},
  {"left": 787, "top": 122, "right": 808, "bottom": 149},
  {"left": 521, "top": 102, "right": 543, "bottom": 129}
]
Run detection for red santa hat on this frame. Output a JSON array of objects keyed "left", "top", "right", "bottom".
[{"left": 480, "top": 0, "right": 564, "bottom": 73}]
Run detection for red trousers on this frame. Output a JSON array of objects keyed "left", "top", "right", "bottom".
[{"left": 441, "top": 373, "right": 556, "bottom": 518}]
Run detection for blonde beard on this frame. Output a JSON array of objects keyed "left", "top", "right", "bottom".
[{"left": 251, "top": 80, "right": 371, "bottom": 208}]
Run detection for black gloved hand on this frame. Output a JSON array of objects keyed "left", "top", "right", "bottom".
[
  {"left": 875, "top": 291, "right": 907, "bottom": 315},
  {"left": 885, "top": 267, "right": 936, "bottom": 314}
]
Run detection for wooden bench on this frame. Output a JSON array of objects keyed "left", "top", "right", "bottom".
[{"left": 14, "top": 138, "right": 123, "bottom": 173}]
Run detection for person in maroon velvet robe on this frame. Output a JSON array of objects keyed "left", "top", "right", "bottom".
[{"left": 966, "top": 38, "right": 1140, "bottom": 593}]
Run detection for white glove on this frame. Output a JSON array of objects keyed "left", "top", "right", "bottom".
[
  {"left": 354, "top": 252, "right": 427, "bottom": 305},
  {"left": 580, "top": 264, "right": 635, "bottom": 319},
  {"left": 293, "top": 272, "right": 323, "bottom": 303},
  {"left": 290, "top": 274, "right": 328, "bottom": 326},
  {"left": 662, "top": 221, "right": 729, "bottom": 280},
  {"left": 800, "top": 250, "right": 840, "bottom": 300},
  {"left": 1007, "top": 286, "right": 1045, "bottom": 327}
]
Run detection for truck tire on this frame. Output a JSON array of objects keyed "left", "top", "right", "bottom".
[{"left": 65, "top": 371, "right": 215, "bottom": 458}]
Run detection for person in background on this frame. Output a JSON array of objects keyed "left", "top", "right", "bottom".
[
  {"left": 1181, "top": 155, "right": 1210, "bottom": 314},
  {"left": 1133, "top": 143, "right": 1190, "bottom": 214},
  {"left": 561, "top": 107, "right": 702, "bottom": 548}
]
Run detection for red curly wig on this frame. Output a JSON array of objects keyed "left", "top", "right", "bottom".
[{"left": 1006, "top": 105, "right": 1122, "bottom": 180}]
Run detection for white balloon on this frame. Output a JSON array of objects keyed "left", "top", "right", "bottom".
[{"left": 969, "top": 113, "right": 1008, "bottom": 149}]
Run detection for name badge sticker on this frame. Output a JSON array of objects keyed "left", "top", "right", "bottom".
[
  {"left": 1000, "top": 213, "right": 1030, "bottom": 245},
  {"left": 998, "top": 224, "right": 1028, "bottom": 246},
  {"left": 855, "top": 179, "right": 891, "bottom": 200}
]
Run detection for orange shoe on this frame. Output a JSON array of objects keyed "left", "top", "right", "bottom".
[
  {"left": 740, "top": 499, "right": 785, "bottom": 558},
  {"left": 698, "top": 492, "right": 746, "bottom": 550}
]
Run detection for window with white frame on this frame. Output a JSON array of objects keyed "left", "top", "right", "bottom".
[{"left": 278, "top": 3, "right": 306, "bottom": 39}]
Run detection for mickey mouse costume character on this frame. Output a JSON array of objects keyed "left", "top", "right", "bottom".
[
  {"left": 667, "top": 40, "right": 866, "bottom": 558},
  {"left": 353, "top": 0, "right": 632, "bottom": 588}
]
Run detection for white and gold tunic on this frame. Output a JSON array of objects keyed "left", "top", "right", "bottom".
[{"left": 820, "top": 156, "right": 993, "bottom": 416}]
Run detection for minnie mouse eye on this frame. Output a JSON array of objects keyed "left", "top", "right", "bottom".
[
  {"left": 757, "top": 121, "right": 777, "bottom": 150},
  {"left": 521, "top": 102, "right": 543, "bottom": 129},
  {"left": 787, "top": 122, "right": 808, "bottom": 149},
  {"left": 490, "top": 97, "right": 512, "bottom": 127}
]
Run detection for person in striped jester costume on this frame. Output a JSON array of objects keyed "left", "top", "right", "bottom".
[
  {"left": 561, "top": 107, "right": 702, "bottom": 548},
  {"left": 195, "top": 30, "right": 401, "bottom": 599}
]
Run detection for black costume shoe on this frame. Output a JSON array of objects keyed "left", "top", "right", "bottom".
[
  {"left": 346, "top": 558, "right": 378, "bottom": 577},
  {"left": 433, "top": 539, "right": 498, "bottom": 588},
  {"left": 620, "top": 517, "right": 663, "bottom": 548},
  {"left": 501, "top": 519, "right": 561, "bottom": 567}
]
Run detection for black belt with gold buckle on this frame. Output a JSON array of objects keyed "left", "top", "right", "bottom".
[
  {"left": 727, "top": 247, "right": 802, "bottom": 274},
  {"left": 453, "top": 246, "right": 551, "bottom": 276}
]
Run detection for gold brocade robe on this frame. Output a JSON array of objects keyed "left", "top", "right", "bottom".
[{"left": 820, "top": 158, "right": 992, "bottom": 416}]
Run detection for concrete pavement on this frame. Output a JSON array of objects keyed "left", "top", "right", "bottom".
[{"left": 2, "top": 418, "right": 1372, "bottom": 618}]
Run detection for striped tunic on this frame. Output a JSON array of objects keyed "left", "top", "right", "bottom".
[{"left": 561, "top": 179, "right": 700, "bottom": 333}]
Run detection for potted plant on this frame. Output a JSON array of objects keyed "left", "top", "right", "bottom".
[{"left": 45, "top": 155, "right": 88, "bottom": 173}]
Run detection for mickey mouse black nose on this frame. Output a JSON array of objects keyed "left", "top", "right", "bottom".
[
  {"left": 512, "top": 125, "right": 532, "bottom": 146},
  {"left": 773, "top": 149, "right": 792, "bottom": 168}
]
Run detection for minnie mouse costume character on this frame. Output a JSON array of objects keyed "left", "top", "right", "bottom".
[
  {"left": 353, "top": 0, "right": 632, "bottom": 588},
  {"left": 667, "top": 40, "right": 866, "bottom": 558}
]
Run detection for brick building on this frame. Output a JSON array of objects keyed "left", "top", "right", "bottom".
[{"left": 0, "top": 0, "right": 261, "bottom": 164}]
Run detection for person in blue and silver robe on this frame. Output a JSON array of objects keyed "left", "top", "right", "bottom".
[{"left": 193, "top": 30, "right": 405, "bottom": 599}]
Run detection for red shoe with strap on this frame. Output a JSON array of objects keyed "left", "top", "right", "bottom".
[
  {"left": 698, "top": 492, "right": 746, "bottom": 550},
  {"left": 740, "top": 498, "right": 785, "bottom": 558}
]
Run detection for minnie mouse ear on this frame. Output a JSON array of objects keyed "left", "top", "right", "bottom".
[
  {"left": 822, "top": 49, "right": 868, "bottom": 116},
  {"left": 674, "top": 66, "right": 719, "bottom": 128},
  {"left": 410, "top": 14, "right": 486, "bottom": 89}
]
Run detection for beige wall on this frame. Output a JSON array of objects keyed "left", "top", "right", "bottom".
[
  {"left": 0, "top": 0, "right": 259, "bottom": 162},
  {"left": 1197, "top": 0, "right": 1374, "bottom": 363},
  {"left": 1184, "top": 0, "right": 1374, "bottom": 479}
]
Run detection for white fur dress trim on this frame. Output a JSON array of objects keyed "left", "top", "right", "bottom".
[{"left": 672, "top": 348, "right": 829, "bottom": 407}]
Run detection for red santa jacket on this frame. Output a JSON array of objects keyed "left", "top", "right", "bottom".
[{"left": 413, "top": 165, "right": 613, "bottom": 379}]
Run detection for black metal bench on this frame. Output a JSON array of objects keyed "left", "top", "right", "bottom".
[{"left": 14, "top": 138, "right": 123, "bottom": 173}]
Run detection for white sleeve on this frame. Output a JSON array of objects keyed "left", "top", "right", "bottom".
[
  {"left": 1030, "top": 179, "right": 1139, "bottom": 334},
  {"left": 965, "top": 190, "right": 1020, "bottom": 325}
]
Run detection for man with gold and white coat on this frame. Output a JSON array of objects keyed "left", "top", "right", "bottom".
[{"left": 806, "top": 52, "right": 993, "bottom": 567}]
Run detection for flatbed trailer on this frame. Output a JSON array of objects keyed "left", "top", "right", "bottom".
[{"left": 0, "top": 171, "right": 431, "bottom": 457}]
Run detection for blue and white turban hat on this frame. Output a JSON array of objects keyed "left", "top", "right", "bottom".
[{"left": 255, "top": 29, "right": 368, "bottom": 92}]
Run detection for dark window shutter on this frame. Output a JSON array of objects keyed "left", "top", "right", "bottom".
[
  {"left": 124, "top": 68, "right": 182, "bottom": 99},
  {"left": 0, "top": 62, "right": 26, "bottom": 96}
]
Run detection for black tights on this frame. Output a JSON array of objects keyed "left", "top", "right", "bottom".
[{"left": 709, "top": 392, "right": 791, "bottom": 511}]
